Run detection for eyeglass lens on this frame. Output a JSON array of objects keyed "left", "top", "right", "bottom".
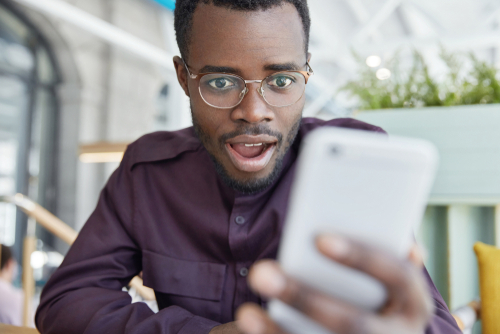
[{"left": 198, "top": 72, "right": 306, "bottom": 108}]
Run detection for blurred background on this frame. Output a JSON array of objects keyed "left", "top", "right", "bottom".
[{"left": 0, "top": 0, "right": 499, "bottom": 332}]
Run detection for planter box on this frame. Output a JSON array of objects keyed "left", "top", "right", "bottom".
[
  {"left": 355, "top": 105, "right": 500, "bottom": 315},
  {"left": 355, "top": 104, "right": 500, "bottom": 204}
]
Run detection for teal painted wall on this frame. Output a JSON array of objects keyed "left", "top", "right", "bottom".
[
  {"left": 416, "top": 206, "right": 449, "bottom": 304},
  {"left": 355, "top": 106, "right": 500, "bottom": 333}
]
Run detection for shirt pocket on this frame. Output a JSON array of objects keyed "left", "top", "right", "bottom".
[{"left": 142, "top": 250, "right": 227, "bottom": 321}]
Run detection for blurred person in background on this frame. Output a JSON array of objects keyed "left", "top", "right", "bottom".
[
  {"left": 35, "top": 0, "right": 462, "bottom": 333},
  {"left": 0, "top": 244, "right": 23, "bottom": 326}
]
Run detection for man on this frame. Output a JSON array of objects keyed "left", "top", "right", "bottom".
[
  {"left": 0, "top": 245, "right": 23, "bottom": 326},
  {"left": 36, "top": 1, "right": 461, "bottom": 333}
]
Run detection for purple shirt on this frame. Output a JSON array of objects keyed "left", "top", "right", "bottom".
[{"left": 36, "top": 117, "right": 461, "bottom": 334}]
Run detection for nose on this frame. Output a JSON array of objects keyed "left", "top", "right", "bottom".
[{"left": 230, "top": 83, "right": 274, "bottom": 124}]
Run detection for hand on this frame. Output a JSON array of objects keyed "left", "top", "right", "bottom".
[
  {"left": 236, "top": 235, "right": 434, "bottom": 334},
  {"left": 210, "top": 321, "right": 244, "bottom": 334}
]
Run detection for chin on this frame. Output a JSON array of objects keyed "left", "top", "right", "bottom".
[
  {"left": 228, "top": 165, "right": 275, "bottom": 183},
  {"left": 214, "top": 156, "right": 284, "bottom": 195}
]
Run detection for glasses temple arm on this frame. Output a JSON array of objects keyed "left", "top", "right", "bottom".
[
  {"left": 182, "top": 59, "right": 198, "bottom": 79},
  {"left": 306, "top": 61, "right": 314, "bottom": 75}
]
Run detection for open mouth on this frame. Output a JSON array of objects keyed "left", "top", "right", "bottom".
[{"left": 225, "top": 135, "right": 278, "bottom": 173}]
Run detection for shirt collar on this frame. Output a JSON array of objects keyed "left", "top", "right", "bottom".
[{"left": 128, "top": 127, "right": 202, "bottom": 170}]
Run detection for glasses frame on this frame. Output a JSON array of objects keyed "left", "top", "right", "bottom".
[{"left": 183, "top": 59, "right": 314, "bottom": 109}]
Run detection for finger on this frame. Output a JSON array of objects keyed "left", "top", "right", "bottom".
[
  {"left": 316, "top": 234, "right": 411, "bottom": 285},
  {"left": 248, "top": 261, "right": 370, "bottom": 334},
  {"left": 236, "top": 303, "right": 288, "bottom": 334},
  {"left": 407, "top": 244, "right": 425, "bottom": 268},
  {"left": 236, "top": 298, "right": 425, "bottom": 334},
  {"left": 316, "top": 235, "right": 432, "bottom": 317}
]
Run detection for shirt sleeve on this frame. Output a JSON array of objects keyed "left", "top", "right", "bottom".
[
  {"left": 35, "top": 149, "right": 220, "bottom": 334},
  {"left": 423, "top": 267, "right": 462, "bottom": 334}
]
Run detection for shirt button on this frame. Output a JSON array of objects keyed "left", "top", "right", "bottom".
[
  {"left": 235, "top": 216, "right": 245, "bottom": 225},
  {"left": 240, "top": 267, "right": 249, "bottom": 277}
]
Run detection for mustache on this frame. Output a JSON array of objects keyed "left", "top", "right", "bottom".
[{"left": 219, "top": 124, "right": 283, "bottom": 147}]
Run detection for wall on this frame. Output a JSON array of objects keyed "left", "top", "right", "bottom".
[
  {"left": 356, "top": 105, "right": 500, "bottom": 333},
  {"left": 16, "top": 0, "right": 190, "bottom": 250},
  {"left": 356, "top": 104, "right": 500, "bottom": 201}
]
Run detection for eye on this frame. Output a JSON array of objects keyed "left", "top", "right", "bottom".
[
  {"left": 268, "top": 75, "right": 296, "bottom": 88},
  {"left": 208, "top": 77, "right": 235, "bottom": 89}
]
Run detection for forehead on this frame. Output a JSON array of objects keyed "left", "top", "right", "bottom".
[{"left": 188, "top": 2, "right": 306, "bottom": 69}]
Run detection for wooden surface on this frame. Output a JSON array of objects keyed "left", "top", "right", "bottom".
[
  {"left": 22, "top": 236, "right": 36, "bottom": 327},
  {"left": 0, "top": 324, "right": 39, "bottom": 334},
  {"left": 6, "top": 194, "right": 155, "bottom": 300}
]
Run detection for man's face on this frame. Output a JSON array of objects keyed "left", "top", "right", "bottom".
[{"left": 174, "top": 2, "right": 309, "bottom": 193}]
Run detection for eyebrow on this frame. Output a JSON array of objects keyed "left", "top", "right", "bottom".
[
  {"left": 264, "top": 62, "right": 302, "bottom": 71},
  {"left": 198, "top": 62, "right": 303, "bottom": 74},
  {"left": 199, "top": 65, "right": 240, "bottom": 74}
]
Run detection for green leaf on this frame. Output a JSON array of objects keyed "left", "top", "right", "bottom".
[{"left": 338, "top": 48, "right": 500, "bottom": 111}]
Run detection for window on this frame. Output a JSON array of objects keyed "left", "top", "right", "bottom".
[{"left": 0, "top": 3, "right": 59, "bottom": 252}]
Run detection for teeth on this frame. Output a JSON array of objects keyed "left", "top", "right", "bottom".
[{"left": 244, "top": 143, "right": 264, "bottom": 147}]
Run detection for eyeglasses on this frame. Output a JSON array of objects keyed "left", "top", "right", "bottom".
[{"left": 183, "top": 60, "right": 313, "bottom": 109}]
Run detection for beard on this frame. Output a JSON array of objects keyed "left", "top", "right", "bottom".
[{"left": 191, "top": 106, "right": 301, "bottom": 195}]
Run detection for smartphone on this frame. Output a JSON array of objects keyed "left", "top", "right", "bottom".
[{"left": 268, "top": 127, "right": 438, "bottom": 334}]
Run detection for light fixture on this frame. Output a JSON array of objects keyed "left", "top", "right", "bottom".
[
  {"left": 376, "top": 68, "right": 391, "bottom": 80},
  {"left": 366, "top": 55, "right": 382, "bottom": 68},
  {"left": 79, "top": 142, "right": 129, "bottom": 163},
  {"left": 31, "top": 250, "right": 48, "bottom": 269}
]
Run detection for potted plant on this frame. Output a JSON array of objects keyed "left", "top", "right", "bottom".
[
  {"left": 341, "top": 50, "right": 500, "bottom": 314},
  {"left": 341, "top": 49, "right": 500, "bottom": 200}
]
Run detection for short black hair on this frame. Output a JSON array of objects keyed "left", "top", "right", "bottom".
[
  {"left": 1, "top": 244, "right": 13, "bottom": 271},
  {"left": 174, "top": 0, "right": 311, "bottom": 61}
]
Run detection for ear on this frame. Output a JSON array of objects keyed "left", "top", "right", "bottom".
[
  {"left": 173, "top": 56, "right": 191, "bottom": 97},
  {"left": 307, "top": 52, "right": 312, "bottom": 63}
]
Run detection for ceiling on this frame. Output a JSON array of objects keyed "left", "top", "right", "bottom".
[
  {"left": 13, "top": 0, "right": 500, "bottom": 118},
  {"left": 303, "top": 0, "right": 500, "bottom": 116}
]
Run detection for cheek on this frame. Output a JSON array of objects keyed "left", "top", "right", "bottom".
[
  {"left": 191, "top": 98, "right": 229, "bottom": 151},
  {"left": 191, "top": 89, "right": 234, "bottom": 138},
  {"left": 279, "top": 100, "right": 304, "bottom": 135}
]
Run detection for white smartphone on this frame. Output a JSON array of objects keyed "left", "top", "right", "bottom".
[{"left": 268, "top": 127, "right": 438, "bottom": 334}]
